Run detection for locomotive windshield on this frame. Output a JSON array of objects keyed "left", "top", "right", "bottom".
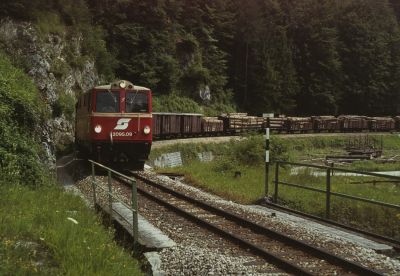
[
  {"left": 126, "top": 91, "right": 149, "bottom": 113},
  {"left": 96, "top": 91, "right": 120, "bottom": 112}
]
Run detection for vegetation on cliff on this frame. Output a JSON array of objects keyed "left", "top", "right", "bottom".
[
  {"left": 0, "top": 0, "right": 114, "bottom": 80},
  {"left": 0, "top": 51, "right": 48, "bottom": 185}
]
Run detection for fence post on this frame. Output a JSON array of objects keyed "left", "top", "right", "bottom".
[
  {"left": 274, "top": 162, "right": 279, "bottom": 203},
  {"left": 108, "top": 170, "right": 113, "bottom": 224},
  {"left": 91, "top": 162, "right": 97, "bottom": 208},
  {"left": 326, "top": 167, "right": 331, "bottom": 219},
  {"left": 131, "top": 179, "right": 139, "bottom": 245},
  {"left": 265, "top": 126, "right": 270, "bottom": 197}
]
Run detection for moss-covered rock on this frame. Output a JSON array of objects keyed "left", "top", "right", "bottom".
[{"left": 0, "top": 18, "right": 101, "bottom": 163}]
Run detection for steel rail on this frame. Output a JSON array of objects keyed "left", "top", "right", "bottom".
[
  {"left": 135, "top": 182, "right": 313, "bottom": 276},
  {"left": 132, "top": 173, "right": 383, "bottom": 276}
]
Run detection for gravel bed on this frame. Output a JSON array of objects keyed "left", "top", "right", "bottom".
[
  {"left": 75, "top": 170, "right": 400, "bottom": 275},
  {"left": 136, "top": 169, "right": 400, "bottom": 275},
  {"left": 76, "top": 175, "right": 285, "bottom": 275},
  {"left": 136, "top": 178, "right": 356, "bottom": 275}
]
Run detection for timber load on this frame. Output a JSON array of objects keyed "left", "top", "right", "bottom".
[
  {"left": 264, "top": 117, "right": 287, "bottom": 131},
  {"left": 219, "top": 113, "right": 264, "bottom": 132}
]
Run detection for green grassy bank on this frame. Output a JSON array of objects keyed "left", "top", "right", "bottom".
[
  {"left": 152, "top": 134, "right": 400, "bottom": 239},
  {"left": 0, "top": 184, "right": 143, "bottom": 275}
]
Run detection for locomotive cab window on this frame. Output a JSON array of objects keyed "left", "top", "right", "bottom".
[
  {"left": 95, "top": 91, "right": 120, "bottom": 112},
  {"left": 126, "top": 91, "right": 149, "bottom": 113}
]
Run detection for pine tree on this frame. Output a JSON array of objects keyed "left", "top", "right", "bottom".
[{"left": 337, "top": 0, "right": 400, "bottom": 115}]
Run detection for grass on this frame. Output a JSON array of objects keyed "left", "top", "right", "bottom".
[
  {"left": 153, "top": 134, "right": 400, "bottom": 240},
  {"left": 276, "top": 167, "right": 400, "bottom": 238},
  {"left": 0, "top": 183, "right": 143, "bottom": 275},
  {"left": 161, "top": 162, "right": 265, "bottom": 203}
]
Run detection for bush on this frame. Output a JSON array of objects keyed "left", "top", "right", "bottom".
[
  {"left": 0, "top": 51, "right": 48, "bottom": 186},
  {"left": 221, "top": 134, "right": 290, "bottom": 167},
  {"left": 51, "top": 59, "right": 70, "bottom": 78},
  {"left": 153, "top": 93, "right": 238, "bottom": 115},
  {"left": 34, "top": 11, "right": 65, "bottom": 36},
  {"left": 153, "top": 94, "right": 203, "bottom": 113},
  {"left": 52, "top": 92, "right": 75, "bottom": 121},
  {"left": 203, "top": 102, "right": 236, "bottom": 116},
  {"left": 213, "top": 158, "right": 236, "bottom": 172},
  {"left": 228, "top": 134, "right": 264, "bottom": 166},
  {"left": 80, "top": 24, "right": 116, "bottom": 80}
]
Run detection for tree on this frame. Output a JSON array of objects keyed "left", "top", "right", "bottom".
[
  {"left": 337, "top": 0, "right": 400, "bottom": 115},
  {"left": 285, "top": 0, "right": 342, "bottom": 115}
]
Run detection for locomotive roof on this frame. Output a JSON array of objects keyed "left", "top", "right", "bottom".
[
  {"left": 91, "top": 80, "right": 151, "bottom": 92},
  {"left": 94, "top": 84, "right": 150, "bottom": 91}
]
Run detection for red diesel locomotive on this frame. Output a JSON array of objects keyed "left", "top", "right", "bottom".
[{"left": 75, "top": 80, "right": 152, "bottom": 169}]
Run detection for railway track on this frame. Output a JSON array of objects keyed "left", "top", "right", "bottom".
[{"left": 115, "top": 172, "right": 384, "bottom": 276}]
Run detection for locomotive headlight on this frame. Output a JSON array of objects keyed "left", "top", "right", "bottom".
[
  {"left": 143, "top": 125, "right": 151, "bottom": 135},
  {"left": 94, "top": 125, "right": 102, "bottom": 133},
  {"left": 119, "top": 80, "right": 126, "bottom": 88}
]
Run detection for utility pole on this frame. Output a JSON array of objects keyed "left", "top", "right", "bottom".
[{"left": 265, "top": 118, "right": 270, "bottom": 198}]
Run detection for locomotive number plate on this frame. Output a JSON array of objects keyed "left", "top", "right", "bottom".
[{"left": 112, "top": 132, "right": 133, "bottom": 137}]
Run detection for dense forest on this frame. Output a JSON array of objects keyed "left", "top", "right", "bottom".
[{"left": 1, "top": 0, "right": 400, "bottom": 116}]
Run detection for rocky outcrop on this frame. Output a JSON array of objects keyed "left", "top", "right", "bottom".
[{"left": 0, "top": 18, "right": 100, "bottom": 168}]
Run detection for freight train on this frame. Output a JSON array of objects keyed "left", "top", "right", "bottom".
[
  {"left": 74, "top": 80, "right": 399, "bottom": 169},
  {"left": 75, "top": 80, "right": 152, "bottom": 169},
  {"left": 152, "top": 113, "right": 400, "bottom": 139}
]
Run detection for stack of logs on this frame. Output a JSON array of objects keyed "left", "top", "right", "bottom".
[
  {"left": 219, "top": 113, "right": 264, "bottom": 132},
  {"left": 264, "top": 117, "right": 287, "bottom": 131}
]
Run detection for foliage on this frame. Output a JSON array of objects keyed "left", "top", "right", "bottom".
[
  {"left": 0, "top": 52, "right": 48, "bottom": 186},
  {"left": 52, "top": 92, "right": 75, "bottom": 121},
  {"left": 0, "top": 183, "right": 143, "bottom": 275},
  {"left": 88, "top": 0, "right": 235, "bottom": 107},
  {"left": 202, "top": 101, "right": 236, "bottom": 116},
  {"left": 153, "top": 94, "right": 203, "bottom": 113},
  {"left": 79, "top": 24, "right": 116, "bottom": 79},
  {"left": 153, "top": 93, "right": 237, "bottom": 115},
  {"left": 3, "top": 0, "right": 400, "bottom": 116},
  {"left": 335, "top": 0, "right": 400, "bottom": 115},
  {"left": 51, "top": 59, "right": 70, "bottom": 78},
  {"left": 34, "top": 12, "right": 66, "bottom": 35}
]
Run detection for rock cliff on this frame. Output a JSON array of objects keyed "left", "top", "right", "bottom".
[{"left": 0, "top": 18, "right": 100, "bottom": 168}]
